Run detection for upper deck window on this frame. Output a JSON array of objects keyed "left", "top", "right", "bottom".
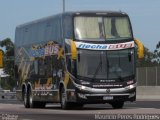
[
  {"left": 104, "top": 17, "right": 132, "bottom": 40},
  {"left": 74, "top": 16, "right": 132, "bottom": 41},
  {"left": 74, "top": 17, "right": 101, "bottom": 40}
]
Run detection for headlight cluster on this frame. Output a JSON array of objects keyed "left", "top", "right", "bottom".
[
  {"left": 75, "top": 83, "right": 91, "bottom": 91},
  {"left": 76, "top": 84, "right": 91, "bottom": 91},
  {"left": 125, "top": 83, "right": 136, "bottom": 90}
]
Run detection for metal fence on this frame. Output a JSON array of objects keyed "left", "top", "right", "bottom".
[{"left": 137, "top": 66, "right": 160, "bottom": 86}]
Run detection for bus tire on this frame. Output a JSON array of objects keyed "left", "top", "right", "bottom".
[
  {"left": 60, "top": 87, "right": 70, "bottom": 110},
  {"left": 110, "top": 101, "right": 124, "bottom": 109},
  {"left": 24, "top": 90, "right": 30, "bottom": 108},
  {"left": 28, "top": 88, "right": 34, "bottom": 108},
  {"left": 28, "top": 89, "right": 46, "bottom": 108}
]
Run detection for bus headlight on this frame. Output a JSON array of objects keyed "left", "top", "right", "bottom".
[
  {"left": 129, "top": 84, "right": 135, "bottom": 89},
  {"left": 81, "top": 86, "right": 86, "bottom": 90},
  {"left": 126, "top": 84, "right": 136, "bottom": 90},
  {"left": 80, "top": 85, "right": 90, "bottom": 91},
  {"left": 75, "top": 84, "right": 91, "bottom": 91}
]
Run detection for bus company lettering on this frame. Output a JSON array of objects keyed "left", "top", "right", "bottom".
[
  {"left": 45, "top": 45, "right": 59, "bottom": 56},
  {"left": 78, "top": 43, "right": 107, "bottom": 50},
  {"left": 76, "top": 41, "right": 134, "bottom": 50},
  {"left": 108, "top": 42, "right": 134, "bottom": 50}
]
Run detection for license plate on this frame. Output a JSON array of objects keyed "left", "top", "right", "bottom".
[{"left": 103, "top": 96, "right": 113, "bottom": 100}]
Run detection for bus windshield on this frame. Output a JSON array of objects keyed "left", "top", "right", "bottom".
[
  {"left": 74, "top": 16, "right": 132, "bottom": 40},
  {"left": 77, "top": 49, "right": 134, "bottom": 80}
]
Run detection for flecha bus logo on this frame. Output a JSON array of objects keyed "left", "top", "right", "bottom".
[
  {"left": 78, "top": 44, "right": 107, "bottom": 50},
  {"left": 76, "top": 41, "right": 134, "bottom": 50}
]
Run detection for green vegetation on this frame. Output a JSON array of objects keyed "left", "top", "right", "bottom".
[
  {"left": 137, "top": 47, "right": 159, "bottom": 67},
  {"left": 0, "top": 38, "right": 14, "bottom": 90},
  {"left": 137, "top": 41, "right": 160, "bottom": 67}
]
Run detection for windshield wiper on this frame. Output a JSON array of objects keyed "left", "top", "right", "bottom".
[{"left": 92, "top": 54, "right": 102, "bottom": 81}]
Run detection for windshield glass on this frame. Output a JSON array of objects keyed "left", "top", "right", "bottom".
[
  {"left": 74, "top": 16, "right": 132, "bottom": 40},
  {"left": 77, "top": 49, "right": 134, "bottom": 80}
]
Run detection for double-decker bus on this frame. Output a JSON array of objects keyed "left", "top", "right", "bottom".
[{"left": 15, "top": 11, "right": 144, "bottom": 109}]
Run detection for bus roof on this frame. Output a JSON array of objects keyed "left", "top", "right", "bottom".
[
  {"left": 16, "top": 11, "right": 128, "bottom": 28},
  {"left": 69, "top": 11, "right": 128, "bottom": 16}
]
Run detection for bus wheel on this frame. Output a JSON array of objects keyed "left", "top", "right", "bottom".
[
  {"left": 110, "top": 101, "right": 124, "bottom": 109},
  {"left": 28, "top": 89, "right": 34, "bottom": 108},
  {"left": 28, "top": 89, "right": 46, "bottom": 108},
  {"left": 24, "top": 90, "right": 30, "bottom": 108},
  {"left": 60, "top": 87, "right": 70, "bottom": 109}
]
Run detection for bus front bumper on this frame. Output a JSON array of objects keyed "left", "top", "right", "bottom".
[
  {"left": 76, "top": 91, "right": 136, "bottom": 103},
  {"left": 67, "top": 83, "right": 136, "bottom": 103}
]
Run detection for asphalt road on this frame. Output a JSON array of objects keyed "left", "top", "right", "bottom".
[{"left": 0, "top": 100, "right": 160, "bottom": 120}]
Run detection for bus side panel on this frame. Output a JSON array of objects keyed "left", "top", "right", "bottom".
[{"left": 15, "top": 13, "right": 76, "bottom": 104}]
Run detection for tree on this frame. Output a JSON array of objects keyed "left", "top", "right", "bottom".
[
  {"left": 153, "top": 41, "right": 160, "bottom": 64},
  {"left": 0, "top": 38, "right": 15, "bottom": 90},
  {"left": 137, "top": 47, "right": 159, "bottom": 67}
]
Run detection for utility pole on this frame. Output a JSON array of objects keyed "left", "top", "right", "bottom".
[{"left": 63, "top": 0, "right": 65, "bottom": 13}]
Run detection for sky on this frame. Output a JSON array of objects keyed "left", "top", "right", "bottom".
[{"left": 0, "top": 0, "right": 160, "bottom": 51}]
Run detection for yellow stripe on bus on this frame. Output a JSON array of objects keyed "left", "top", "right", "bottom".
[
  {"left": 46, "top": 77, "right": 52, "bottom": 87},
  {"left": 17, "top": 48, "right": 23, "bottom": 57},
  {"left": 57, "top": 48, "right": 64, "bottom": 59},
  {"left": 18, "top": 57, "right": 24, "bottom": 73},
  {"left": 21, "top": 62, "right": 27, "bottom": 82},
  {"left": 35, "top": 79, "right": 40, "bottom": 89},
  {"left": 64, "top": 73, "right": 70, "bottom": 88},
  {"left": 23, "top": 63, "right": 31, "bottom": 81}
]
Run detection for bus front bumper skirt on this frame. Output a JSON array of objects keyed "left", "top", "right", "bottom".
[
  {"left": 74, "top": 82, "right": 137, "bottom": 94},
  {"left": 67, "top": 82, "right": 136, "bottom": 103},
  {"left": 76, "top": 92, "right": 136, "bottom": 103}
]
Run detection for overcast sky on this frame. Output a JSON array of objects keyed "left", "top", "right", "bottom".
[{"left": 0, "top": 0, "right": 159, "bottom": 51}]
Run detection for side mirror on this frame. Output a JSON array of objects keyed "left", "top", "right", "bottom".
[{"left": 134, "top": 38, "right": 144, "bottom": 59}]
